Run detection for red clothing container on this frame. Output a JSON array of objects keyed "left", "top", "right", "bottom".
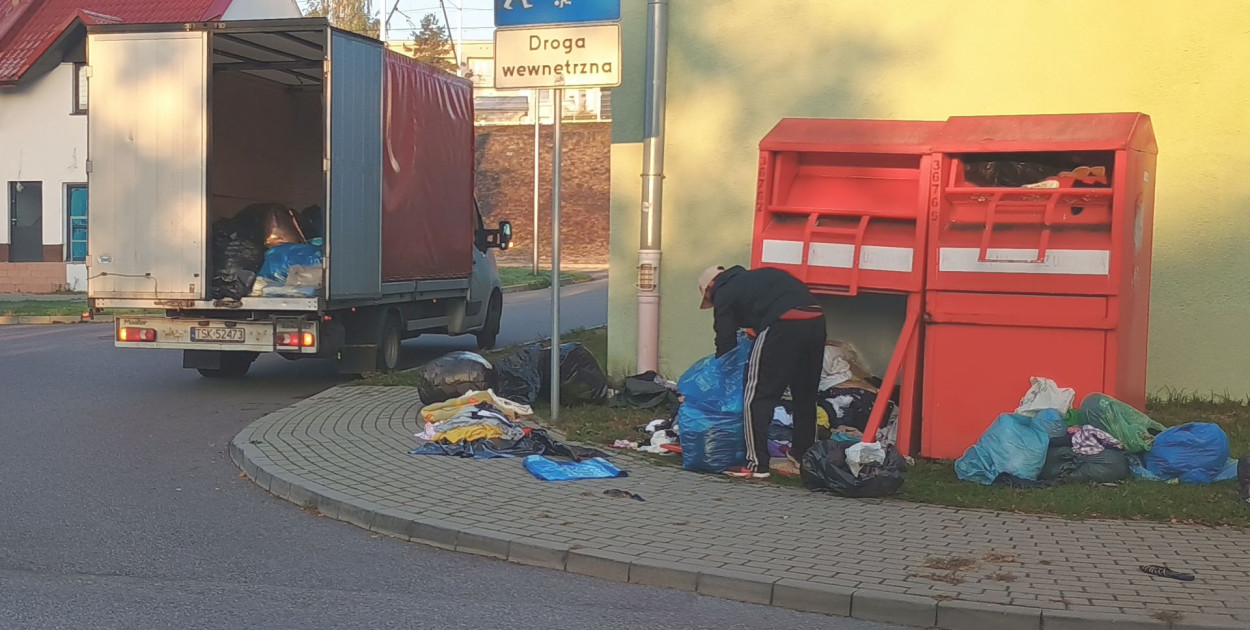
[
  {"left": 921, "top": 114, "right": 1157, "bottom": 459},
  {"left": 750, "top": 114, "right": 1157, "bottom": 459}
]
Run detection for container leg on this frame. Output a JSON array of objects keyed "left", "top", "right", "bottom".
[{"left": 862, "top": 296, "right": 921, "bottom": 444}]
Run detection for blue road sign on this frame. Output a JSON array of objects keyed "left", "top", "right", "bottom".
[{"left": 495, "top": 0, "right": 620, "bottom": 28}]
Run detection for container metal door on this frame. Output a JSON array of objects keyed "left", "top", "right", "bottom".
[
  {"left": 325, "top": 30, "right": 383, "bottom": 300},
  {"left": 86, "top": 31, "right": 208, "bottom": 299}
]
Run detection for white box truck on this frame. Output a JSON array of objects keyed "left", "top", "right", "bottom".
[{"left": 85, "top": 19, "right": 512, "bottom": 376}]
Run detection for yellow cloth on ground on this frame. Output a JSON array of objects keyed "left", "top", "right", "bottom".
[
  {"left": 817, "top": 406, "right": 830, "bottom": 430},
  {"left": 435, "top": 424, "right": 504, "bottom": 444},
  {"left": 422, "top": 394, "right": 491, "bottom": 424},
  {"left": 420, "top": 389, "right": 533, "bottom": 424}
]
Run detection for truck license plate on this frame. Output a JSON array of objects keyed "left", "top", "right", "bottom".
[{"left": 191, "top": 327, "right": 246, "bottom": 343}]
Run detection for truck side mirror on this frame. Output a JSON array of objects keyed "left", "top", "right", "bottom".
[{"left": 497, "top": 221, "right": 513, "bottom": 250}]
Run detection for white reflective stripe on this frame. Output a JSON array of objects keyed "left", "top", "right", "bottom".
[
  {"left": 760, "top": 239, "right": 804, "bottom": 265},
  {"left": 938, "top": 248, "right": 1111, "bottom": 275},
  {"left": 741, "top": 328, "right": 769, "bottom": 473},
  {"left": 808, "top": 243, "right": 914, "bottom": 273}
]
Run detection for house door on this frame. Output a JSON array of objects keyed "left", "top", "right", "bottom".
[{"left": 8, "top": 182, "right": 43, "bottom": 262}]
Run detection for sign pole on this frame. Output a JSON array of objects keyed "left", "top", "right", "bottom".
[
  {"left": 532, "top": 89, "right": 541, "bottom": 275},
  {"left": 493, "top": 0, "right": 620, "bottom": 423},
  {"left": 550, "top": 87, "right": 563, "bottom": 421}
]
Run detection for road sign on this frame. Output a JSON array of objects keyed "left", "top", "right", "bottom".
[
  {"left": 493, "top": 23, "right": 621, "bottom": 90},
  {"left": 495, "top": 0, "right": 621, "bottom": 28}
]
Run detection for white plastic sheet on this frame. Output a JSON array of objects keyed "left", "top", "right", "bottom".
[
  {"left": 845, "top": 441, "right": 886, "bottom": 478},
  {"left": 1016, "top": 377, "right": 1075, "bottom": 417}
]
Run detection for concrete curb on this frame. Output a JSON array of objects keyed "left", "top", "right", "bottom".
[
  {"left": 500, "top": 272, "right": 606, "bottom": 295},
  {"left": 229, "top": 413, "right": 1231, "bottom": 630},
  {"left": 0, "top": 314, "right": 112, "bottom": 325}
]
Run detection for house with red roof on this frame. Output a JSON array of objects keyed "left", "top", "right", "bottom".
[{"left": 0, "top": 0, "right": 300, "bottom": 292}]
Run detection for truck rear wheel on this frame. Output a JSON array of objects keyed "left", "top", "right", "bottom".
[
  {"left": 377, "top": 314, "right": 402, "bottom": 373},
  {"left": 196, "top": 352, "right": 257, "bottom": 378},
  {"left": 476, "top": 291, "right": 502, "bottom": 350}
]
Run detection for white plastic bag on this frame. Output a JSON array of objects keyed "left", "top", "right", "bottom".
[
  {"left": 819, "top": 345, "right": 855, "bottom": 391},
  {"left": 845, "top": 441, "right": 886, "bottom": 478},
  {"left": 1016, "top": 377, "right": 1075, "bottom": 417}
]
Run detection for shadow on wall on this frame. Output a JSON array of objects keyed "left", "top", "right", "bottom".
[
  {"left": 650, "top": 3, "right": 929, "bottom": 375},
  {"left": 1147, "top": 192, "right": 1250, "bottom": 398}
]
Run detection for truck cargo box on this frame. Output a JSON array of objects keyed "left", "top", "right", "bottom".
[{"left": 85, "top": 19, "right": 475, "bottom": 307}]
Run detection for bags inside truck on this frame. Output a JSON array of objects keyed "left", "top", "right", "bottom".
[{"left": 207, "top": 60, "right": 328, "bottom": 301}]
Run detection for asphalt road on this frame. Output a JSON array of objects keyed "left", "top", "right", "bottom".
[{"left": 0, "top": 280, "right": 895, "bottom": 630}]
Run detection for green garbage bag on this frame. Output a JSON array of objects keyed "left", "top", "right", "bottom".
[
  {"left": 1040, "top": 445, "right": 1077, "bottom": 480},
  {"left": 1079, "top": 394, "right": 1166, "bottom": 454},
  {"left": 1069, "top": 449, "right": 1131, "bottom": 483}
]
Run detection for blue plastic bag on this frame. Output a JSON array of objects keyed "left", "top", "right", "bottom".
[
  {"left": 259, "top": 239, "right": 323, "bottom": 283},
  {"left": 955, "top": 409, "right": 1066, "bottom": 485},
  {"left": 1144, "top": 423, "right": 1231, "bottom": 485},
  {"left": 1129, "top": 453, "right": 1239, "bottom": 483},
  {"left": 677, "top": 334, "right": 754, "bottom": 473},
  {"left": 522, "top": 455, "right": 626, "bottom": 481}
]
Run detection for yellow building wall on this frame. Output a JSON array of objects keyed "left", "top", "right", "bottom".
[{"left": 608, "top": 0, "right": 1250, "bottom": 396}]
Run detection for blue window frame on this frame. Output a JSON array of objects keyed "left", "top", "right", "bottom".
[{"left": 67, "top": 184, "right": 88, "bottom": 262}]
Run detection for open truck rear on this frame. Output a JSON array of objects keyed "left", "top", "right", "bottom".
[{"left": 85, "top": 19, "right": 512, "bottom": 376}]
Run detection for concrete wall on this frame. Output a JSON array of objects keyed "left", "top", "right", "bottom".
[
  {"left": 0, "top": 263, "right": 70, "bottom": 294},
  {"left": 608, "top": 0, "right": 1250, "bottom": 396}
]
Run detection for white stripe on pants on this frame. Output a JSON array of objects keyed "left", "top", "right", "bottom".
[{"left": 741, "top": 328, "right": 769, "bottom": 472}]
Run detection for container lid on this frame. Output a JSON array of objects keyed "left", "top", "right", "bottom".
[
  {"left": 760, "top": 118, "right": 945, "bottom": 154},
  {"left": 934, "top": 113, "right": 1157, "bottom": 154}
]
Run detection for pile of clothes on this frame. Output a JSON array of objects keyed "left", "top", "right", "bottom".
[
  {"left": 210, "top": 203, "right": 324, "bottom": 300},
  {"left": 957, "top": 378, "right": 1246, "bottom": 488},
  {"left": 410, "top": 389, "right": 608, "bottom": 462},
  {"left": 767, "top": 343, "right": 898, "bottom": 461}
]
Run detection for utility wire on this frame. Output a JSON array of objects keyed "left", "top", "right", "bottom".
[{"left": 439, "top": 0, "right": 460, "bottom": 68}]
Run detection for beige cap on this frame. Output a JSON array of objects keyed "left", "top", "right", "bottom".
[{"left": 698, "top": 265, "right": 724, "bottom": 309}]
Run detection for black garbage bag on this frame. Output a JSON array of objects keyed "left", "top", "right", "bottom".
[
  {"left": 297, "top": 205, "right": 325, "bottom": 241},
  {"left": 415, "top": 351, "right": 497, "bottom": 404},
  {"left": 610, "top": 370, "right": 679, "bottom": 410},
  {"left": 1069, "top": 449, "right": 1131, "bottom": 483},
  {"left": 541, "top": 343, "right": 608, "bottom": 406},
  {"left": 212, "top": 269, "right": 257, "bottom": 301},
  {"left": 210, "top": 229, "right": 265, "bottom": 299},
  {"left": 800, "top": 439, "right": 905, "bottom": 498},
  {"left": 495, "top": 345, "right": 543, "bottom": 406},
  {"left": 228, "top": 203, "right": 304, "bottom": 247},
  {"left": 964, "top": 160, "right": 1063, "bottom": 187}
]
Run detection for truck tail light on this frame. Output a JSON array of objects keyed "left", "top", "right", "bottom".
[
  {"left": 277, "top": 332, "right": 316, "bottom": 348},
  {"left": 118, "top": 327, "right": 156, "bottom": 342}
]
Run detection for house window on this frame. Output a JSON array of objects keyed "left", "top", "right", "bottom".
[
  {"left": 72, "top": 63, "right": 87, "bottom": 114},
  {"left": 66, "top": 185, "right": 88, "bottom": 262}
]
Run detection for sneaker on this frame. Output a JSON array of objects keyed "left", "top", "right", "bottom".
[{"left": 723, "top": 466, "right": 770, "bottom": 480}]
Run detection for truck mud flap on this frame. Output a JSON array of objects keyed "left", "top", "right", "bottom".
[
  {"left": 184, "top": 349, "right": 253, "bottom": 370},
  {"left": 338, "top": 344, "right": 378, "bottom": 375}
]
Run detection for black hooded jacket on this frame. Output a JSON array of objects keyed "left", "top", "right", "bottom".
[{"left": 709, "top": 266, "right": 819, "bottom": 357}]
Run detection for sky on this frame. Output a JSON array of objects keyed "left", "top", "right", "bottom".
[{"left": 381, "top": 0, "right": 498, "bottom": 43}]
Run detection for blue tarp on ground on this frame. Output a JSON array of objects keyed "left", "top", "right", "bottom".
[{"left": 522, "top": 455, "right": 626, "bottom": 481}]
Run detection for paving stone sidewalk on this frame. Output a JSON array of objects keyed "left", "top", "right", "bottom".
[{"left": 232, "top": 387, "right": 1250, "bottom": 630}]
